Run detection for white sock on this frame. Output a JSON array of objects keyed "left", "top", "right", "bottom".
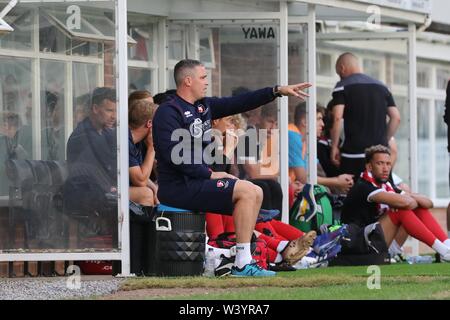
[
  {"left": 389, "top": 240, "right": 403, "bottom": 256},
  {"left": 274, "top": 253, "right": 283, "bottom": 263},
  {"left": 234, "top": 243, "right": 252, "bottom": 269},
  {"left": 277, "top": 241, "right": 289, "bottom": 253},
  {"left": 443, "top": 239, "right": 450, "bottom": 248},
  {"left": 432, "top": 239, "right": 450, "bottom": 256}
]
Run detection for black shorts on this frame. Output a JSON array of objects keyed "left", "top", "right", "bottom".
[
  {"left": 158, "top": 178, "right": 237, "bottom": 215},
  {"left": 341, "top": 156, "right": 365, "bottom": 178}
]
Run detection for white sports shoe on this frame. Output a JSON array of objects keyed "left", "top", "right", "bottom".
[{"left": 440, "top": 251, "right": 450, "bottom": 262}]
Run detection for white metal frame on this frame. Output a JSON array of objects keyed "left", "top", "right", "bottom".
[
  {"left": 0, "top": 0, "right": 17, "bottom": 34},
  {"left": 0, "top": 5, "right": 105, "bottom": 155},
  {"left": 279, "top": 1, "right": 289, "bottom": 223},
  {"left": 393, "top": 60, "right": 450, "bottom": 206},
  {"left": 408, "top": 23, "right": 418, "bottom": 193},
  {"left": 0, "top": 0, "right": 124, "bottom": 266},
  {"left": 116, "top": 0, "right": 131, "bottom": 276},
  {"left": 127, "top": 14, "right": 159, "bottom": 95},
  {"left": 293, "top": 0, "right": 428, "bottom": 25},
  {"left": 304, "top": 19, "right": 420, "bottom": 254},
  {"left": 306, "top": 4, "right": 317, "bottom": 185}
]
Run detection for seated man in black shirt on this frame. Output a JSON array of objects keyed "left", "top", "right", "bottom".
[
  {"left": 341, "top": 145, "right": 450, "bottom": 261},
  {"left": 65, "top": 87, "right": 117, "bottom": 236}
]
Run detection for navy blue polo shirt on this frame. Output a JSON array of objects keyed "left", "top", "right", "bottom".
[
  {"left": 128, "top": 129, "right": 148, "bottom": 186},
  {"left": 128, "top": 129, "right": 147, "bottom": 168},
  {"left": 153, "top": 87, "right": 276, "bottom": 185},
  {"left": 66, "top": 117, "right": 117, "bottom": 192}
]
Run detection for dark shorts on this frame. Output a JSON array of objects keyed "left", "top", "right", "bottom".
[
  {"left": 341, "top": 156, "right": 365, "bottom": 178},
  {"left": 158, "top": 178, "right": 237, "bottom": 215}
]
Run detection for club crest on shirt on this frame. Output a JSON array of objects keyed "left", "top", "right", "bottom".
[
  {"left": 184, "top": 111, "right": 193, "bottom": 118},
  {"left": 197, "top": 104, "right": 205, "bottom": 114},
  {"left": 189, "top": 118, "right": 203, "bottom": 138},
  {"left": 216, "top": 180, "right": 229, "bottom": 189}
]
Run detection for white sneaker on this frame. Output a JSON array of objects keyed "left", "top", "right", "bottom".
[
  {"left": 293, "top": 255, "right": 318, "bottom": 269},
  {"left": 440, "top": 251, "right": 450, "bottom": 262}
]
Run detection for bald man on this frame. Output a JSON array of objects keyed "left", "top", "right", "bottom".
[{"left": 329, "top": 52, "right": 401, "bottom": 178}]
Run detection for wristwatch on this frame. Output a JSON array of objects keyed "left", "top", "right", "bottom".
[{"left": 273, "top": 85, "right": 283, "bottom": 98}]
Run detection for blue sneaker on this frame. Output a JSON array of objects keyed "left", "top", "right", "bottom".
[
  {"left": 312, "top": 226, "right": 347, "bottom": 256},
  {"left": 304, "top": 244, "right": 341, "bottom": 267},
  {"left": 231, "top": 262, "right": 276, "bottom": 277},
  {"left": 324, "top": 244, "right": 342, "bottom": 260},
  {"left": 257, "top": 209, "right": 280, "bottom": 223}
]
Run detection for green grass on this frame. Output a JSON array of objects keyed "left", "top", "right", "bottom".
[{"left": 115, "top": 263, "right": 450, "bottom": 300}]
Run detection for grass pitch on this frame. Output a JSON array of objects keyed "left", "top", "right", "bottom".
[{"left": 115, "top": 262, "right": 450, "bottom": 300}]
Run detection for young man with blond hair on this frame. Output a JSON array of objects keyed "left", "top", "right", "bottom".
[{"left": 128, "top": 97, "right": 158, "bottom": 206}]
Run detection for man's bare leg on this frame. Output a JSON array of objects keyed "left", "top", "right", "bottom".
[
  {"left": 230, "top": 180, "right": 267, "bottom": 272},
  {"left": 394, "top": 226, "right": 409, "bottom": 247},
  {"left": 379, "top": 214, "right": 400, "bottom": 248},
  {"left": 389, "top": 226, "right": 408, "bottom": 260},
  {"left": 232, "top": 180, "right": 261, "bottom": 244},
  {"left": 380, "top": 211, "right": 450, "bottom": 260}
]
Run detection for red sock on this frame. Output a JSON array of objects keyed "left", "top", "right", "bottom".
[
  {"left": 388, "top": 209, "right": 437, "bottom": 247},
  {"left": 222, "top": 215, "right": 235, "bottom": 233},
  {"left": 413, "top": 208, "right": 448, "bottom": 242},
  {"left": 257, "top": 233, "right": 283, "bottom": 252},
  {"left": 270, "top": 220, "right": 304, "bottom": 241},
  {"left": 205, "top": 213, "right": 225, "bottom": 238},
  {"left": 267, "top": 247, "right": 278, "bottom": 263}
]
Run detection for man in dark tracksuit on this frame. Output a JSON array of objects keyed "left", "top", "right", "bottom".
[
  {"left": 153, "top": 59, "right": 311, "bottom": 276},
  {"left": 330, "top": 52, "right": 401, "bottom": 179},
  {"left": 444, "top": 80, "right": 450, "bottom": 237}
]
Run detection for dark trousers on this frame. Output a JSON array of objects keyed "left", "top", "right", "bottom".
[{"left": 249, "top": 179, "right": 283, "bottom": 213}]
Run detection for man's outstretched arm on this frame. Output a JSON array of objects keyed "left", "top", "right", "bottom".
[{"left": 209, "top": 83, "right": 311, "bottom": 120}]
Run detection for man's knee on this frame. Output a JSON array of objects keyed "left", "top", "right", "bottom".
[
  {"left": 233, "top": 180, "right": 257, "bottom": 202},
  {"left": 143, "top": 187, "right": 154, "bottom": 202},
  {"left": 254, "top": 185, "right": 263, "bottom": 204},
  {"left": 130, "top": 186, "right": 154, "bottom": 206}
]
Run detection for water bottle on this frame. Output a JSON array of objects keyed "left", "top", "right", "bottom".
[
  {"left": 203, "top": 248, "right": 216, "bottom": 277},
  {"left": 406, "top": 255, "right": 433, "bottom": 264}
]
